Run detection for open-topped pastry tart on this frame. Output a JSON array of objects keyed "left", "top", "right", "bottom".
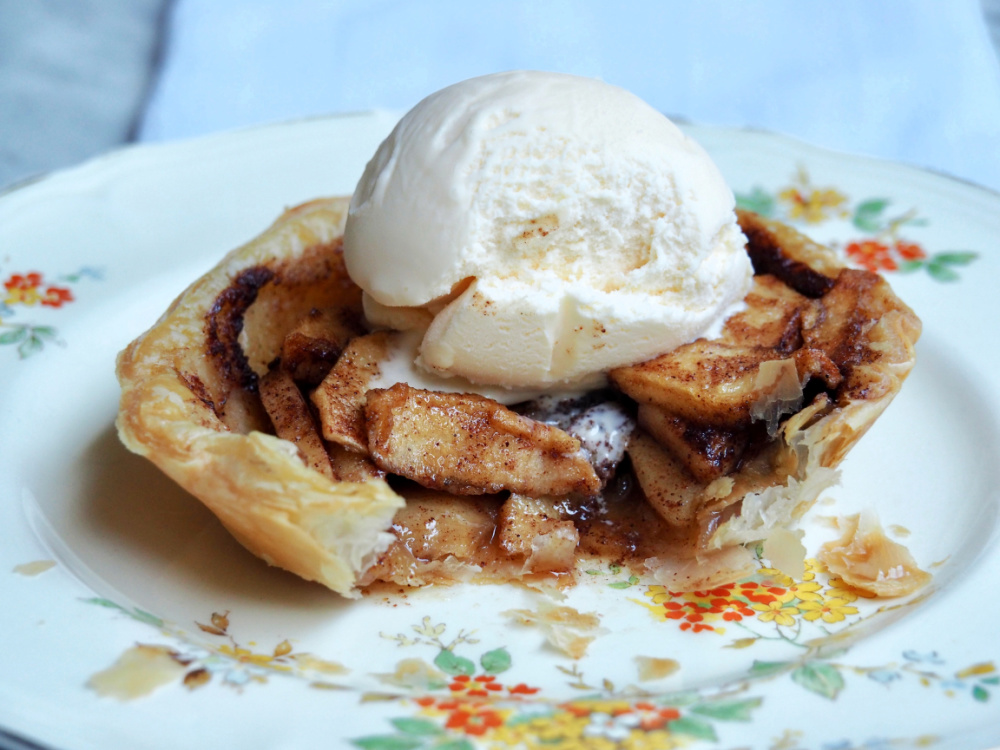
[{"left": 116, "top": 197, "right": 921, "bottom": 598}]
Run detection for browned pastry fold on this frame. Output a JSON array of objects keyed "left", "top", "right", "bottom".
[{"left": 116, "top": 198, "right": 403, "bottom": 598}]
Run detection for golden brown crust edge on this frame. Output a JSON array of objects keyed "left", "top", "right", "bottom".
[
  {"left": 707, "top": 211, "right": 922, "bottom": 550},
  {"left": 115, "top": 197, "right": 404, "bottom": 598}
]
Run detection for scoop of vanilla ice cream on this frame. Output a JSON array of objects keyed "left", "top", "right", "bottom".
[{"left": 344, "top": 71, "right": 752, "bottom": 390}]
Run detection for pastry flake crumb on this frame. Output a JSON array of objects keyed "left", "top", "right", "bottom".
[
  {"left": 86, "top": 644, "right": 187, "bottom": 700},
  {"left": 645, "top": 545, "right": 757, "bottom": 592},
  {"left": 634, "top": 655, "right": 680, "bottom": 682},
  {"left": 761, "top": 528, "right": 806, "bottom": 582},
  {"left": 502, "top": 601, "right": 604, "bottom": 659},
  {"left": 817, "top": 511, "right": 931, "bottom": 597},
  {"left": 12, "top": 559, "right": 56, "bottom": 576},
  {"left": 374, "top": 657, "right": 446, "bottom": 690}
]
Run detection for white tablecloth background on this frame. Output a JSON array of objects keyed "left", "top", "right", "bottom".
[{"left": 138, "top": 0, "right": 1000, "bottom": 192}]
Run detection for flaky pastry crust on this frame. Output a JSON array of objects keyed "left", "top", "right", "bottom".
[
  {"left": 709, "top": 211, "right": 921, "bottom": 549},
  {"left": 115, "top": 198, "right": 404, "bottom": 598},
  {"left": 635, "top": 212, "right": 921, "bottom": 586}
]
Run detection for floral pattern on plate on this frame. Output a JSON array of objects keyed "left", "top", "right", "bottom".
[
  {"left": 637, "top": 557, "right": 867, "bottom": 639},
  {"left": 735, "top": 166, "right": 978, "bottom": 280},
  {"left": 0, "top": 266, "right": 102, "bottom": 357},
  {"left": 348, "top": 622, "right": 994, "bottom": 750},
  {"left": 80, "top": 552, "right": 996, "bottom": 750},
  {"left": 83, "top": 599, "right": 349, "bottom": 693}
]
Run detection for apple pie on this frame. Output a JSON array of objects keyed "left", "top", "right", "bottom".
[{"left": 116, "top": 197, "right": 920, "bottom": 597}]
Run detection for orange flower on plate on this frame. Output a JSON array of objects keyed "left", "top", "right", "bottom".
[
  {"left": 3, "top": 272, "right": 75, "bottom": 309},
  {"left": 711, "top": 598, "right": 756, "bottom": 622},
  {"left": 4, "top": 272, "right": 42, "bottom": 291},
  {"left": 41, "top": 286, "right": 74, "bottom": 308},
  {"left": 632, "top": 703, "right": 681, "bottom": 731},
  {"left": 507, "top": 682, "right": 541, "bottom": 696},
  {"left": 448, "top": 674, "right": 504, "bottom": 698},
  {"left": 738, "top": 581, "right": 792, "bottom": 605},
  {"left": 4, "top": 272, "right": 44, "bottom": 306},
  {"left": 678, "top": 613, "right": 716, "bottom": 633},
  {"left": 845, "top": 240, "right": 898, "bottom": 272},
  {"left": 444, "top": 706, "right": 504, "bottom": 736},
  {"left": 894, "top": 240, "right": 927, "bottom": 261}
]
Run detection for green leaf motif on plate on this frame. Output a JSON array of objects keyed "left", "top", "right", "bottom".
[
  {"left": 351, "top": 736, "right": 425, "bottom": 750},
  {"left": 81, "top": 597, "right": 164, "bottom": 628},
  {"left": 926, "top": 261, "right": 960, "bottom": 282},
  {"left": 748, "top": 660, "right": 794, "bottom": 678},
  {"left": 32, "top": 325, "right": 57, "bottom": 338},
  {"left": 0, "top": 327, "right": 27, "bottom": 344},
  {"left": 608, "top": 575, "right": 640, "bottom": 589},
  {"left": 791, "top": 662, "right": 845, "bottom": 700},
  {"left": 433, "top": 650, "right": 475, "bottom": 677},
  {"left": 667, "top": 715, "right": 718, "bottom": 742},
  {"left": 733, "top": 168, "right": 979, "bottom": 283},
  {"left": 389, "top": 718, "right": 443, "bottom": 736},
  {"left": 735, "top": 186, "right": 776, "bottom": 217},
  {"left": 689, "top": 697, "right": 763, "bottom": 722},
  {"left": 479, "top": 648, "right": 511, "bottom": 675},
  {"left": 933, "top": 251, "right": 978, "bottom": 265},
  {"left": 18, "top": 335, "right": 44, "bottom": 359},
  {"left": 431, "top": 741, "right": 475, "bottom": 750},
  {"left": 852, "top": 198, "right": 890, "bottom": 231}
]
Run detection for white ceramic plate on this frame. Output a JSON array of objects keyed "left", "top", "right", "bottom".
[{"left": 2, "top": 113, "right": 999, "bottom": 750}]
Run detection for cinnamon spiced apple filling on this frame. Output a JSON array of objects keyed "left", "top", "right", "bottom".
[
  {"left": 116, "top": 192, "right": 920, "bottom": 600},
  {"left": 183, "top": 208, "right": 920, "bottom": 591}
]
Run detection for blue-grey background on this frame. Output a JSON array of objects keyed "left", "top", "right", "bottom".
[{"left": 2, "top": 0, "right": 1000, "bottom": 192}]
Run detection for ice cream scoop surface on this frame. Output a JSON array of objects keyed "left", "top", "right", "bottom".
[{"left": 344, "top": 70, "right": 752, "bottom": 390}]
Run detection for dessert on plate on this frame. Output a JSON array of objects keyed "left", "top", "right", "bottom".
[{"left": 116, "top": 72, "right": 921, "bottom": 598}]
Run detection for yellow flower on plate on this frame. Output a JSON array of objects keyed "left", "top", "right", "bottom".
[
  {"left": 779, "top": 186, "right": 848, "bottom": 223},
  {"left": 491, "top": 710, "right": 589, "bottom": 747},
  {"left": 217, "top": 644, "right": 292, "bottom": 671},
  {"left": 802, "top": 558, "right": 822, "bottom": 581},
  {"left": 776, "top": 167, "right": 849, "bottom": 224},
  {"left": 825, "top": 576, "right": 868, "bottom": 602},
  {"left": 646, "top": 585, "right": 671, "bottom": 605},
  {"left": 771, "top": 587, "right": 798, "bottom": 605},
  {"left": 798, "top": 597, "right": 859, "bottom": 624},
  {"left": 752, "top": 601, "right": 800, "bottom": 626},
  {"left": 627, "top": 729, "right": 681, "bottom": 750},
  {"left": 788, "top": 581, "right": 824, "bottom": 603},
  {"left": 5, "top": 287, "right": 42, "bottom": 306}
]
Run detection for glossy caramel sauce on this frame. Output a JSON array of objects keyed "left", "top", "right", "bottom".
[{"left": 358, "top": 469, "right": 704, "bottom": 589}]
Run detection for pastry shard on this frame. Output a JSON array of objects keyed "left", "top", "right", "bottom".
[
  {"left": 818, "top": 511, "right": 932, "bottom": 597},
  {"left": 115, "top": 198, "right": 404, "bottom": 598},
  {"left": 116, "top": 199, "right": 921, "bottom": 597}
]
